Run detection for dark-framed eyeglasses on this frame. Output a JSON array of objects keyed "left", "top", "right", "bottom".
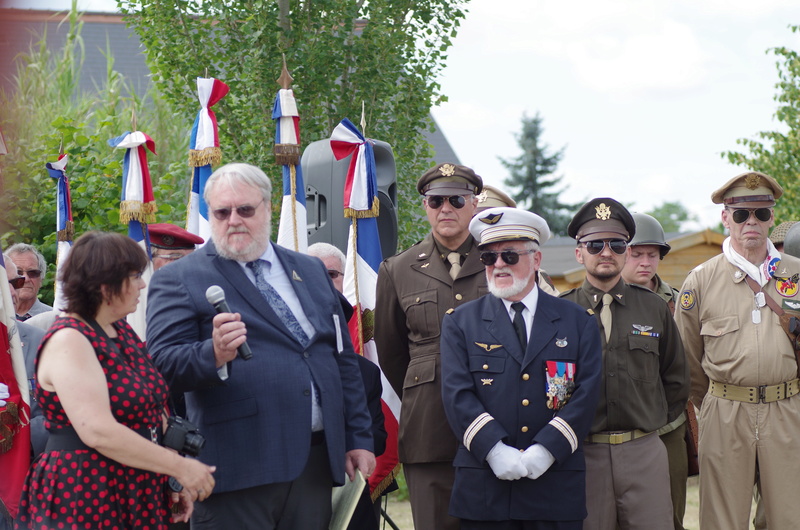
[
  {"left": 211, "top": 198, "right": 265, "bottom": 221},
  {"left": 479, "top": 249, "right": 536, "bottom": 266},
  {"left": 582, "top": 239, "right": 628, "bottom": 255},
  {"left": 327, "top": 269, "right": 343, "bottom": 280},
  {"left": 728, "top": 207, "right": 771, "bottom": 224},
  {"left": 8, "top": 276, "right": 25, "bottom": 289},
  {"left": 425, "top": 195, "right": 467, "bottom": 210},
  {"left": 17, "top": 268, "right": 41, "bottom": 279}
]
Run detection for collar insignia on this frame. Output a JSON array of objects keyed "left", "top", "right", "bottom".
[
  {"left": 555, "top": 337, "right": 568, "bottom": 348},
  {"left": 735, "top": 270, "right": 744, "bottom": 279},
  {"left": 421, "top": 263, "right": 430, "bottom": 268},
  {"left": 474, "top": 342, "right": 502, "bottom": 352},
  {"left": 595, "top": 202, "right": 612, "bottom": 220},
  {"left": 481, "top": 378, "right": 493, "bottom": 386},
  {"left": 418, "top": 252, "right": 427, "bottom": 258},
  {"left": 616, "top": 293, "right": 623, "bottom": 300}
]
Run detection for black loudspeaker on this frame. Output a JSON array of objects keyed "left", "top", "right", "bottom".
[{"left": 303, "top": 139, "right": 398, "bottom": 259}]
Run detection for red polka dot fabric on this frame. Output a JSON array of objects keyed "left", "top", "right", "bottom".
[{"left": 15, "top": 317, "right": 172, "bottom": 529}]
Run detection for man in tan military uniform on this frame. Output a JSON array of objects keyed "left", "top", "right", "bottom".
[
  {"left": 375, "top": 163, "right": 486, "bottom": 530},
  {"left": 621, "top": 212, "right": 688, "bottom": 530},
  {"left": 675, "top": 171, "right": 800, "bottom": 530},
  {"left": 559, "top": 198, "right": 688, "bottom": 530}
]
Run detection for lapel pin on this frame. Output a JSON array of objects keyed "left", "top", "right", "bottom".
[
  {"left": 292, "top": 270, "right": 302, "bottom": 281},
  {"left": 555, "top": 337, "right": 568, "bottom": 348}
]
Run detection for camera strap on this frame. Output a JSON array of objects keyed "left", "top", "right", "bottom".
[{"left": 744, "top": 276, "right": 800, "bottom": 376}]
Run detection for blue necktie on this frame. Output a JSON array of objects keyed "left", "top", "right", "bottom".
[{"left": 247, "top": 260, "right": 309, "bottom": 346}]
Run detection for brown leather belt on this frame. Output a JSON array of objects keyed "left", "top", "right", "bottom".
[
  {"left": 708, "top": 379, "right": 800, "bottom": 404},
  {"left": 585, "top": 429, "right": 654, "bottom": 445}
]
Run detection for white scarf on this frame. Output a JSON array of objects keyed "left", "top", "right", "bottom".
[{"left": 722, "top": 236, "right": 781, "bottom": 287}]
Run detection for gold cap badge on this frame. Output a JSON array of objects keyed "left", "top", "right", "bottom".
[
  {"left": 439, "top": 163, "right": 456, "bottom": 177},
  {"left": 595, "top": 203, "right": 611, "bottom": 220}
]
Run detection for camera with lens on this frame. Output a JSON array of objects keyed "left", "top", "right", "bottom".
[{"left": 162, "top": 416, "right": 205, "bottom": 457}]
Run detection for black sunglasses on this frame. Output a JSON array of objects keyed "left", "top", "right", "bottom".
[
  {"left": 479, "top": 249, "right": 535, "bottom": 266},
  {"left": 583, "top": 239, "right": 628, "bottom": 255},
  {"left": 729, "top": 207, "right": 771, "bottom": 224},
  {"left": 426, "top": 195, "right": 467, "bottom": 209},
  {"left": 17, "top": 269, "right": 41, "bottom": 279},
  {"left": 8, "top": 277, "right": 25, "bottom": 289},
  {"left": 211, "top": 199, "right": 265, "bottom": 221},
  {"left": 327, "top": 269, "right": 343, "bottom": 280}
]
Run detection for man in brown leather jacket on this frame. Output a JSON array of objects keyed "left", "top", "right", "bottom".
[{"left": 375, "top": 163, "right": 486, "bottom": 530}]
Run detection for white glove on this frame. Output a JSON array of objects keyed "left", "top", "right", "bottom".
[
  {"left": 521, "top": 443, "right": 556, "bottom": 480},
  {"left": 0, "top": 382, "right": 9, "bottom": 407},
  {"left": 486, "top": 441, "right": 528, "bottom": 481}
]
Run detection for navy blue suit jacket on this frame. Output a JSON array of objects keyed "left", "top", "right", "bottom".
[
  {"left": 441, "top": 289, "right": 602, "bottom": 521},
  {"left": 146, "top": 241, "right": 373, "bottom": 493},
  {"left": 19, "top": 321, "right": 46, "bottom": 457}
]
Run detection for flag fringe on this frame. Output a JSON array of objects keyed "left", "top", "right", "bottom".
[
  {"left": 57, "top": 221, "right": 74, "bottom": 242},
  {"left": 344, "top": 197, "right": 380, "bottom": 219},
  {"left": 189, "top": 147, "right": 222, "bottom": 168},
  {"left": 119, "top": 201, "right": 158, "bottom": 223},
  {"left": 274, "top": 144, "right": 301, "bottom": 165},
  {"left": 369, "top": 464, "right": 401, "bottom": 501},
  {"left": 0, "top": 402, "right": 20, "bottom": 454}
]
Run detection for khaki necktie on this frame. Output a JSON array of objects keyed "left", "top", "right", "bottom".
[
  {"left": 447, "top": 252, "right": 461, "bottom": 280},
  {"left": 600, "top": 293, "right": 613, "bottom": 343}
]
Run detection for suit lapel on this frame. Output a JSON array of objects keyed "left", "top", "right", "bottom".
[
  {"left": 483, "top": 296, "right": 525, "bottom": 364},
  {"left": 272, "top": 244, "right": 323, "bottom": 336},
  {"left": 522, "top": 291, "right": 559, "bottom": 368}
]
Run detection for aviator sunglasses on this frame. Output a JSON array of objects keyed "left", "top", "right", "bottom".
[
  {"left": 582, "top": 239, "right": 628, "bottom": 255},
  {"left": 479, "top": 249, "right": 536, "bottom": 266},
  {"left": 8, "top": 276, "right": 25, "bottom": 289},
  {"left": 425, "top": 195, "right": 467, "bottom": 209},
  {"left": 211, "top": 199, "right": 265, "bottom": 221},
  {"left": 728, "top": 207, "right": 771, "bottom": 224}
]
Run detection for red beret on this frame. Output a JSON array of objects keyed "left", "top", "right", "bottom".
[{"left": 149, "top": 223, "right": 204, "bottom": 249}]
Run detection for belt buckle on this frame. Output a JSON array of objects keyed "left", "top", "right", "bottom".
[
  {"left": 608, "top": 432, "right": 627, "bottom": 444},
  {"left": 758, "top": 385, "right": 766, "bottom": 403}
]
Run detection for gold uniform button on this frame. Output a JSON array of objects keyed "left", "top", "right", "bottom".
[
  {"left": 521, "top": 426, "right": 529, "bottom": 433},
  {"left": 455, "top": 294, "right": 463, "bottom": 301},
  {"left": 414, "top": 376, "right": 419, "bottom": 382},
  {"left": 522, "top": 399, "right": 529, "bottom": 406},
  {"left": 415, "top": 297, "right": 420, "bottom": 303},
  {"left": 482, "top": 364, "right": 489, "bottom": 370},
  {"left": 522, "top": 373, "right": 530, "bottom": 381}
]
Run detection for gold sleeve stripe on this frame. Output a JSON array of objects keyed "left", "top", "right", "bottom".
[
  {"left": 464, "top": 412, "right": 494, "bottom": 451},
  {"left": 550, "top": 416, "right": 577, "bottom": 452}
]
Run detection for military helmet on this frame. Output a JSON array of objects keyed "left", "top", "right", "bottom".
[
  {"left": 629, "top": 212, "right": 670, "bottom": 259},
  {"left": 783, "top": 222, "right": 800, "bottom": 258}
]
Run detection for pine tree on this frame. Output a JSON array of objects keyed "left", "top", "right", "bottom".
[{"left": 500, "top": 113, "right": 577, "bottom": 236}]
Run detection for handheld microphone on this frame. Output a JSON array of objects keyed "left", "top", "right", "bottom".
[{"left": 205, "top": 285, "right": 253, "bottom": 360}]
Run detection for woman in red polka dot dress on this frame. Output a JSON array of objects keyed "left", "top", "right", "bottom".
[{"left": 15, "top": 232, "right": 216, "bottom": 530}]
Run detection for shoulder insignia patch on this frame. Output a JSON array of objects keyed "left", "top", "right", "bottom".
[
  {"left": 680, "top": 289, "right": 695, "bottom": 310},
  {"left": 775, "top": 274, "right": 799, "bottom": 298}
]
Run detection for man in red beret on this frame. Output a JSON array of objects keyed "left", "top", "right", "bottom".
[{"left": 149, "top": 223, "right": 205, "bottom": 271}]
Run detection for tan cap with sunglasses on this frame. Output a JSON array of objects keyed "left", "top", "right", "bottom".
[
  {"left": 568, "top": 197, "right": 636, "bottom": 243},
  {"left": 469, "top": 207, "right": 550, "bottom": 247},
  {"left": 711, "top": 171, "right": 783, "bottom": 208},
  {"left": 417, "top": 163, "right": 483, "bottom": 196}
]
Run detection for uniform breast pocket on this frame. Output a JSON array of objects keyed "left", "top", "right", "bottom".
[
  {"left": 468, "top": 355, "right": 506, "bottom": 375},
  {"left": 700, "top": 315, "right": 740, "bottom": 362},
  {"left": 401, "top": 289, "right": 440, "bottom": 342},
  {"left": 626, "top": 335, "right": 660, "bottom": 382}
]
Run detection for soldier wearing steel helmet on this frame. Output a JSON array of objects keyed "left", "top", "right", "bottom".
[
  {"left": 621, "top": 212, "right": 689, "bottom": 530},
  {"left": 674, "top": 171, "right": 800, "bottom": 529}
]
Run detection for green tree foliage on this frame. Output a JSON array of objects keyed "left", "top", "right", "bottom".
[
  {"left": 0, "top": 8, "right": 189, "bottom": 304},
  {"left": 500, "top": 112, "right": 577, "bottom": 236},
  {"left": 646, "top": 201, "right": 698, "bottom": 233},
  {"left": 722, "top": 24, "right": 800, "bottom": 222},
  {"left": 118, "top": 0, "right": 469, "bottom": 250}
]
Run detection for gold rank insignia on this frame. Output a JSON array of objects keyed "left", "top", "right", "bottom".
[
  {"left": 595, "top": 202, "right": 612, "bottom": 220},
  {"left": 479, "top": 212, "right": 503, "bottom": 225},
  {"left": 481, "top": 379, "right": 493, "bottom": 386},
  {"left": 439, "top": 163, "right": 456, "bottom": 177},
  {"left": 474, "top": 342, "right": 502, "bottom": 352},
  {"left": 421, "top": 263, "right": 430, "bottom": 268}
]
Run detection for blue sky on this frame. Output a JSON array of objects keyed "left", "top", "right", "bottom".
[{"left": 16, "top": 0, "right": 800, "bottom": 230}]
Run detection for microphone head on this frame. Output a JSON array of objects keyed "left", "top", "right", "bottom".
[{"left": 205, "top": 285, "right": 226, "bottom": 305}]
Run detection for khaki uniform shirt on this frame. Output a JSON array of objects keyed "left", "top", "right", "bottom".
[
  {"left": 375, "top": 233, "right": 488, "bottom": 463},
  {"left": 675, "top": 253, "right": 800, "bottom": 408},
  {"left": 560, "top": 278, "right": 689, "bottom": 433}
]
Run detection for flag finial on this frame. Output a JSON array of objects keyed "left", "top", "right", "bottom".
[{"left": 278, "top": 54, "right": 293, "bottom": 90}]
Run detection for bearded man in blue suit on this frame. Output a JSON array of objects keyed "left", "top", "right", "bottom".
[
  {"left": 441, "top": 208, "right": 602, "bottom": 529},
  {"left": 147, "top": 163, "right": 375, "bottom": 530}
]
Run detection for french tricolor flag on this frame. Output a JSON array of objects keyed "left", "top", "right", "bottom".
[
  {"left": 46, "top": 154, "right": 73, "bottom": 311},
  {"left": 108, "top": 131, "right": 157, "bottom": 248},
  {"left": 274, "top": 88, "right": 307, "bottom": 252}
]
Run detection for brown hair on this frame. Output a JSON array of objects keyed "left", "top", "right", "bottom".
[{"left": 60, "top": 231, "right": 148, "bottom": 318}]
